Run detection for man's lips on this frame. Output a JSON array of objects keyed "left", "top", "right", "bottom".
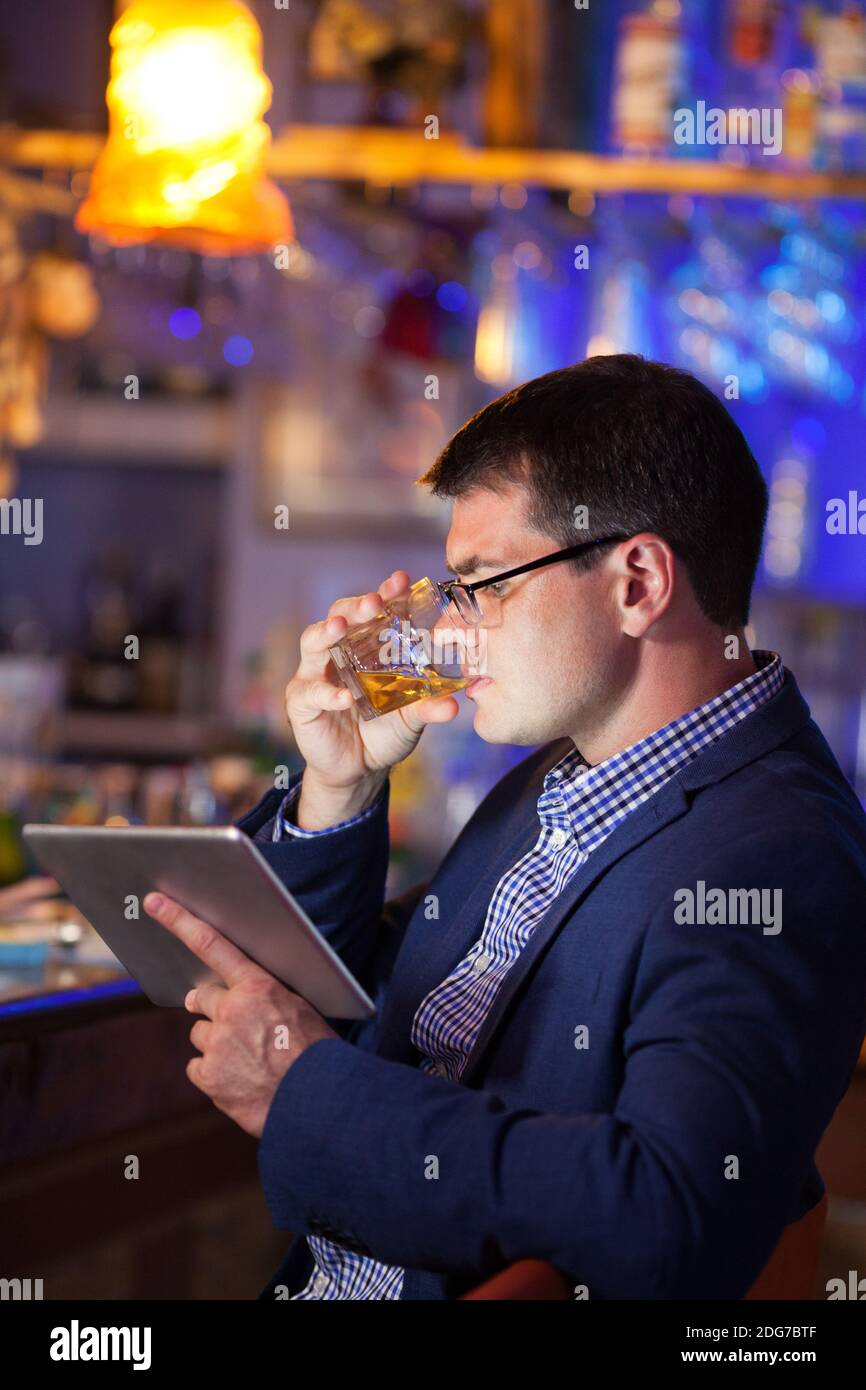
[{"left": 465, "top": 676, "right": 493, "bottom": 695}]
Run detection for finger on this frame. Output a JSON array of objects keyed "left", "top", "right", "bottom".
[
  {"left": 18, "top": 874, "right": 60, "bottom": 898},
  {"left": 186, "top": 982, "right": 227, "bottom": 1018},
  {"left": 190, "top": 1019, "right": 213, "bottom": 1053},
  {"left": 143, "top": 892, "right": 267, "bottom": 988},
  {"left": 376, "top": 569, "right": 410, "bottom": 605},
  {"left": 293, "top": 615, "right": 361, "bottom": 689},
  {"left": 300, "top": 576, "right": 410, "bottom": 663},
  {"left": 326, "top": 592, "right": 377, "bottom": 622},
  {"left": 326, "top": 571, "right": 409, "bottom": 621},
  {"left": 297, "top": 612, "right": 349, "bottom": 663},
  {"left": 397, "top": 693, "right": 461, "bottom": 733},
  {"left": 0, "top": 875, "right": 61, "bottom": 914},
  {"left": 297, "top": 573, "right": 410, "bottom": 671},
  {"left": 291, "top": 678, "right": 354, "bottom": 715}
]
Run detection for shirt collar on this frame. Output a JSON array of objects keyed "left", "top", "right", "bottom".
[{"left": 538, "top": 650, "right": 783, "bottom": 852}]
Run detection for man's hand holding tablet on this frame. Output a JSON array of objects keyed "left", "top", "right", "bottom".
[{"left": 143, "top": 890, "right": 339, "bottom": 1139}]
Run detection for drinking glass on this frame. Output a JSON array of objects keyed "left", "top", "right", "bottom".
[{"left": 327, "top": 577, "right": 482, "bottom": 721}]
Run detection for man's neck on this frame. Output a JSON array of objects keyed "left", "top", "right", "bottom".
[{"left": 574, "top": 638, "right": 760, "bottom": 767}]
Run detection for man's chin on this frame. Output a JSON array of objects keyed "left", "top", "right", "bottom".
[
  {"left": 468, "top": 694, "right": 539, "bottom": 746},
  {"left": 467, "top": 687, "right": 503, "bottom": 740}
]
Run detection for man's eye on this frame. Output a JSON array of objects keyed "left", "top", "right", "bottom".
[{"left": 489, "top": 581, "right": 509, "bottom": 597}]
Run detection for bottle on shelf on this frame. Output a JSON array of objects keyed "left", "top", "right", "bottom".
[{"left": 69, "top": 546, "right": 141, "bottom": 712}]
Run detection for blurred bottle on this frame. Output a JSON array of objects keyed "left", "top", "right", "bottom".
[
  {"left": 138, "top": 559, "right": 184, "bottom": 714},
  {"left": 62, "top": 769, "right": 104, "bottom": 825},
  {"left": 777, "top": 4, "right": 820, "bottom": 170},
  {"left": 70, "top": 547, "right": 140, "bottom": 711},
  {"left": 0, "top": 793, "right": 27, "bottom": 886},
  {"left": 727, "top": 0, "right": 782, "bottom": 70},
  {"left": 141, "top": 766, "right": 181, "bottom": 826},
  {"left": 611, "top": 4, "right": 685, "bottom": 156},
  {"left": 177, "top": 762, "right": 216, "bottom": 826},
  {"left": 208, "top": 755, "right": 255, "bottom": 822},
  {"left": 723, "top": 0, "right": 784, "bottom": 167},
  {"left": 99, "top": 764, "right": 139, "bottom": 826},
  {"left": 813, "top": 2, "right": 866, "bottom": 171}
]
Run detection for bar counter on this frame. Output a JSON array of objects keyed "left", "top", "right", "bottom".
[{"left": 0, "top": 914, "right": 286, "bottom": 1298}]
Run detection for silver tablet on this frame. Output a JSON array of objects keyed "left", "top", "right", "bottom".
[{"left": 23, "top": 823, "right": 376, "bottom": 1019}]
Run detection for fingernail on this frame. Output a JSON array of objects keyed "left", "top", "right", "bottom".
[{"left": 144, "top": 893, "right": 164, "bottom": 913}]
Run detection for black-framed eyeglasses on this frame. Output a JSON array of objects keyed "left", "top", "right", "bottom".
[{"left": 436, "top": 534, "right": 631, "bottom": 625}]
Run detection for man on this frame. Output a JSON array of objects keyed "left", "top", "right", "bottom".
[{"left": 145, "top": 354, "right": 866, "bottom": 1300}]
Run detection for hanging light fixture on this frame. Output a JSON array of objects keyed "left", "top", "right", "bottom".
[{"left": 76, "top": 0, "right": 292, "bottom": 256}]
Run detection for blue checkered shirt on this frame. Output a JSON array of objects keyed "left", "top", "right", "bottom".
[{"left": 272, "top": 650, "right": 784, "bottom": 1298}]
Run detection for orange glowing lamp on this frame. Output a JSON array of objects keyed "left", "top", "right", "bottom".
[{"left": 76, "top": 0, "right": 292, "bottom": 255}]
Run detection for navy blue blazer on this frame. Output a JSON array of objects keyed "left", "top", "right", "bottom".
[{"left": 238, "top": 668, "right": 866, "bottom": 1300}]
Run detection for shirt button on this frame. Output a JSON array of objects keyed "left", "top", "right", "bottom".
[
  {"left": 312, "top": 1273, "right": 327, "bottom": 1295},
  {"left": 473, "top": 951, "right": 491, "bottom": 973},
  {"left": 550, "top": 828, "right": 568, "bottom": 847}
]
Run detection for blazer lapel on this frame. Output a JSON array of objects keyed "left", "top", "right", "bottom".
[
  {"left": 458, "top": 779, "right": 690, "bottom": 1086},
  {"left": 375, "top": 743, "right": 568, "bottom": 1065}
]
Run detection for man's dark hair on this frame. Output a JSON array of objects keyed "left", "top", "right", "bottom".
[{"left": 417, "top": 354, "right": 768, "bottom": 629}]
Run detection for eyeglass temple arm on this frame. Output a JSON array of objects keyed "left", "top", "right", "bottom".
[{"left": 463, "top": 534, "right": 630, "bottom": 593}]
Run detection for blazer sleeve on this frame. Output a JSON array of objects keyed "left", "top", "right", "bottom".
[
  {"left": 255, "top": 828, "right": 866, "bottom": 1298},
  {"left": 235, "top": 770, "right": 429, "bottom": 1008}
]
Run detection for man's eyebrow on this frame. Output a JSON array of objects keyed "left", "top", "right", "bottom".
[{"left": 444, "top": 555, "right": 506, "bottom": 577}]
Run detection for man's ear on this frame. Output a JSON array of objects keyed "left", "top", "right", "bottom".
[{"left": 614, "top": 534, "right": 676, "bottom": 637}]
